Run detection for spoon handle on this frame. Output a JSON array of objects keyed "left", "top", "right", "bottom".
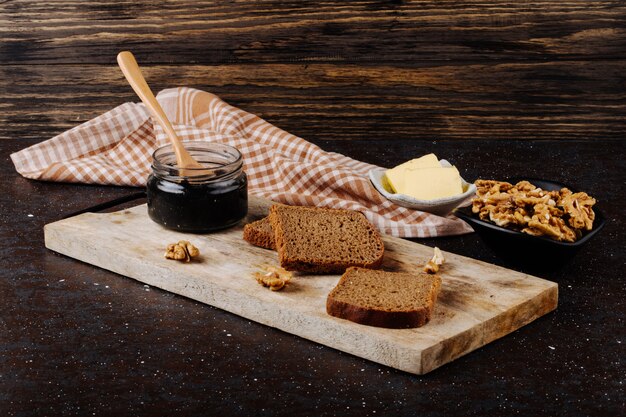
[{"left": 117, "top": 51, "right": 202, "bottom": 168}]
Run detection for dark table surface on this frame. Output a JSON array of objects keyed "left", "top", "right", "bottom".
[{"left": 1, "top": 2, "right": 625, "bottom": 416}]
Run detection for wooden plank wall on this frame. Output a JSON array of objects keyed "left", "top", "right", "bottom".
[{"left": 1, "top": 1, "right": 625, "bottom": 142}]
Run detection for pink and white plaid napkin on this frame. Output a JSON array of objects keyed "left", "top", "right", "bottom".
[{"left": 11, "top": 87, "right": 472, "bottom": 237}]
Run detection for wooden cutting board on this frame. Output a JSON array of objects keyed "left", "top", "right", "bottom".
[{"left": 44, "top": 196, "right": 558, "bottom": 375}]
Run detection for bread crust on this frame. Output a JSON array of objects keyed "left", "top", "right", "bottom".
[
  {"left": 326, "top": 298, "right": 432, "bottom": 328},
  {"left": 243, "top": 217, "right": 276, "bottom": 250},
  {"left": 279, "top": 256, "right": 384, "bottom": 274},
  {"left": 326, "top": 267, "right": 442, "bottom": 329},
  {"left": 269, "top": 204, "right": 385, "bottom": 274}
]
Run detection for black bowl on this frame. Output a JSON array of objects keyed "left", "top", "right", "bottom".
[{"left": 453, "top": 178, "right": 605, "bottom": 270}]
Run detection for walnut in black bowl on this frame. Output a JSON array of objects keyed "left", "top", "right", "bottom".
[{"left": 453, "top": 178, "right": 605, "bottom": 270}]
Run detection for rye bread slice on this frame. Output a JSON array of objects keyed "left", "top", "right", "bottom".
[
  {"left": 243, "top": 217, "right": 275, "bottom": 250},
  {"left": 326, "top": 267, "right": 441, "bottom": 329},
  {"left": 268, "top": 204, "right": 384, "bottom": 274}
]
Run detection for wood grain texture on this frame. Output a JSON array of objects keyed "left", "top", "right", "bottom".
[
  {"left": 44, "top": 196, "right": 558, "bottom": 375},
  {"left": 1, "top": 1, "right": 624, "bottom": 143},
  {"left": 1, "top": 61, "right": 624, "bottom": 141},
  {"left": 1, "top": 1, "right": 625, "bottom": 64}
]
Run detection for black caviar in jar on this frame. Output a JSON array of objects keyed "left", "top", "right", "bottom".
[{"left": 146, "top": 142, "right": 248, "bottom": 233}]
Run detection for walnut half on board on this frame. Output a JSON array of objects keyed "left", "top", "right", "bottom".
[
  {"left": 424, "top": 247, "right": 445, "bottom": 274},
  {"left": 254, "top": 265, "right": 293, "bottom": 291},
  {"left": 165, "top": 241, "right": 200, "bottom": 262}
]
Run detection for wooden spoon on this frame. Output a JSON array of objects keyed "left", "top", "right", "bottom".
[{"left": 116, "top": 51, "right": 204, "bottom": 171}]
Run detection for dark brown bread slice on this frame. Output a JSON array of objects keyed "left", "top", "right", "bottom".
[
  {"left": 243, "top": 217, "right": 275, "bottom": 250},
  {"left": 268, "top": 204, "right": 385, "bottom": 274},
  {"left": 326, "top": 267, "right": 441, "bottom": 329}
]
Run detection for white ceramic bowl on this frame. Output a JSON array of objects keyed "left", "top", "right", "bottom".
[{"left": 369, "top": 160, "right": 476, "bottom": 216}]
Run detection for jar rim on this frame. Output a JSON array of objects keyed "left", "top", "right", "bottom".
[{"left": 151, "top": 141, "right": 243, "bottom": 181}]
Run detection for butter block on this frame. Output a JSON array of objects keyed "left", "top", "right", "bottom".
[
  {"left": 403, "top": 166, "right": 463, "bottom": 200},
  {"left": 385, "top": 153, "right": 440, "bottom": 194}
]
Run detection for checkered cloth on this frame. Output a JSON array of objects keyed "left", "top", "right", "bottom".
[{"left": 11, "top": 87, "right": 472, "bottom": 237}]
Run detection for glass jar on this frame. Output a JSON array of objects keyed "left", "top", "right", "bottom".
[{"left": 146, "top": 142, "right": 248, "bottom": 233}]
